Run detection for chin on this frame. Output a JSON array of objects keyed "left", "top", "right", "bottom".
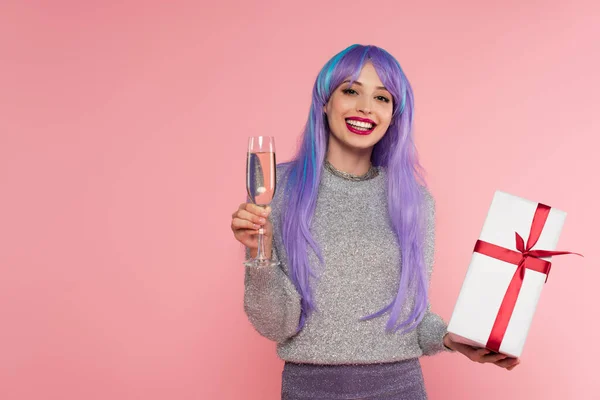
[
  {"left": 342, "top": 140, "right": 379, "bottom": 153},
  {"left": 329, "top": 127, "right": 384, "bottom": 150},
  {"left": 346, "top": 133, "right": 384, "bottom": 147}
]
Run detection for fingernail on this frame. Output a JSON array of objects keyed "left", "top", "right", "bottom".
[{"left": 259, "top": 218, "right": 266, "bottom": 224}]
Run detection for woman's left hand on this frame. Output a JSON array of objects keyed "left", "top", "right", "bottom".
[{"left": 443, "top": 334, "right": 521, "bottom": 371}]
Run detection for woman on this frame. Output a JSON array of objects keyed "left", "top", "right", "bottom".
[{"left": 231, "top": 44, "right": 519, "bottom": 399}]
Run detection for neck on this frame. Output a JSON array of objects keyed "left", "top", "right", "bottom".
[{"left": 325, "top": 145, "right": 373, "bottom": 176}]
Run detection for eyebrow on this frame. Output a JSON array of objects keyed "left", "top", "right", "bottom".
[{"left": 342, "top": 80, "right": 389, "bottom": 91}]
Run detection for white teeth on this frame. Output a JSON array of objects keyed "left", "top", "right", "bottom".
[{"left": 346, "top": 119, "right": 373, "bottom": 129}]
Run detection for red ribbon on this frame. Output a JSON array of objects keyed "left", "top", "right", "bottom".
[{"left": 473, "top": 203, "right": 582, "bottom": 353}]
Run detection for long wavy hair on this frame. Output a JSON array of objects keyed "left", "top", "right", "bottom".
[{"left": 279, "top": 44, "right": 428, "bottom": 334}]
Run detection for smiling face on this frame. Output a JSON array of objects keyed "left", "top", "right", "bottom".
[{"left": 324, "top": 62, "right": 394, "bottom": 156}]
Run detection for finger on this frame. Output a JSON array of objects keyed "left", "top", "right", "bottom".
[
  {"left": 235, "top": 209, "right": 268, "bottom": 225},
  {"left": 495, "top": 357, "right": 520, "bottom": 369},
  {"left": 243, "top": 203, "right": 270, "bottom": 217},
  {"left": 481, "top": 351, "right": 508, "bottom": 363},
  {"left": 231, "top": 217, "right": 261, "bottom": 231},
  {"left": 480, "top": 353, "right": 508, "bottom": 363},
  {"left": 462, "top": 347, "right": 490, "bottom": 362},
  {"left": 506, "top": 363, "right": 519, "bottom": 371},
  {"left": 473, "top": 347, "right": 491, "bottom": 358},
  {"left": 450, "top": 342, "right": 488, "bottom": 360},
  {"left": 470, "top": 347, "right": 507, "bottom": 363},
  {"left": 475, "top": 348, "right": 491, "bottom": 356}
]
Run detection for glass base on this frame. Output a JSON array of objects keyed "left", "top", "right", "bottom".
[{"left": 243, "top": 258, "right": 280, "bottom": 268}]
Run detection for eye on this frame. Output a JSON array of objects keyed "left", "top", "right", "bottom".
[
  {"left": 376, "top": 96, "right": 390, "bottom": 103},
  {"left": 342, "top": 88, "right": 357, "bottom": 95}
]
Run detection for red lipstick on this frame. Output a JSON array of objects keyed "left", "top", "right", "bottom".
[
  {"left": 345, "top": 117, "right": 376, "bottom": 135},
  {"left": 346, "top": 116, "right": 376, "bottom": 125}
]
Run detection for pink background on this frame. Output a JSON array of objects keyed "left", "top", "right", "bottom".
[{"left": 1, "top": 1, "right": 598, "bottom": 399}]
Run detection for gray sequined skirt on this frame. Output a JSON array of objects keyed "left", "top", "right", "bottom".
[{"left": 281, "top": 359, "right": 427, "bottom": 399}]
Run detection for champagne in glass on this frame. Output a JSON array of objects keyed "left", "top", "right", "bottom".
[{"left": 245, "top": 136, "right": 278, "bottom": 267}]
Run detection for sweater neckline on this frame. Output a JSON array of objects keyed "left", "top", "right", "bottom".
[{"left": 321, "top": 164, "right": 386, "bottom": 193}]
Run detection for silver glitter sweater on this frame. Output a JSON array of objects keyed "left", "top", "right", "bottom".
[{"left": 244, "top": 164, "right": 450, "bottom": 364}]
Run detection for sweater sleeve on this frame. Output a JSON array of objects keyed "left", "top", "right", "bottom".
[
  {"left": 417, "top": 190, "right": 453, "bottom": 355},
  {"left": 243, "top": 237, "right": 303, "bottom": 343}
]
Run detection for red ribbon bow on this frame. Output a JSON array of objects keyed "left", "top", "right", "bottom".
[{"left": 473, "top": 203, "right": 582, "bottom": 353}]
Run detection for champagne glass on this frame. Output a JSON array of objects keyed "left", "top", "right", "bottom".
[{"left": 244, "top": 136, "right": 279, "bottom": 267}]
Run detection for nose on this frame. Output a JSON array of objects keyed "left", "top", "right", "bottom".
[{"left": 357, "top": 97, "right": 372, "bottom": 114}]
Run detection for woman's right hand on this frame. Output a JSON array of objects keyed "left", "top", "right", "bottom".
[{"left": 231, "top": 203, "right": 273, "bottom": 259}]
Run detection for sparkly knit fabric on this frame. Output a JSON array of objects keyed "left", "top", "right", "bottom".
[
  {"left": 281, "top": 359, "right": 427, "bottom": 399},
  {"left": 244, "top": 164, "right": 450, "bottom": 365}
]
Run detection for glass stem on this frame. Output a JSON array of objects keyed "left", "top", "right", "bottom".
[
  {"left": 255, "top": 204, "right": 267, "bottom": 261},
  {"left": 256, "top": 227, "right": 266, "bottom": 261}
]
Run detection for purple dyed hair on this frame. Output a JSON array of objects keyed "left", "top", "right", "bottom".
[{"left": 280, "top": 44, "right": 429, "bottom": 334}]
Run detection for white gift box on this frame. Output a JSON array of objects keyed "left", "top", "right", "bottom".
[{"left": 446, "top": 190, "right": 567, "bottom": 358}]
